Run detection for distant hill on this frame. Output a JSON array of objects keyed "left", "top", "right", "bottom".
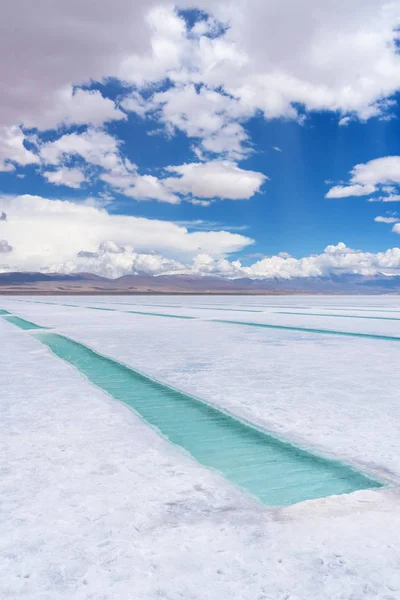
[
  {"left": 1, "top": 271, "right": 400, "bottom": 294},
  {"left": 0, "top": 272, "right": 105, "bottom": 284}
]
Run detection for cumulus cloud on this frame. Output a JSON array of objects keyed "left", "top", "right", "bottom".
[
  {"left": 0, "top": 0, "right": 149, "bottom": 129},
  {"left": 326, "top": 156, "right": 400, "bottom": 201},
  {"left": 125, "top": 83, "right": 252, "bottom": 159},
  {"left": 368, "top": 194, "right": 400, "bottom": 203},
  {"left": 66, "top": 241, "right": 400, "bottom": 279},
  {"left": 38, "top": 129, "right": 266, "bottom": 202},
  {"left": 0, "top": 126, "right": 40, "bottom": 172},
  {"left": 43, "top": 167, "right": 86, "bottom": 189},
  {"left": 350, "top": 156, "right": 400, "bottom": 187},
  {"left": 121, "top": 175, "right": 181, "bottom": 204},
  {"left": 229, "top": 242, "right": 400, "bottom": 279},
  {"left": 2, "top": 3, "right": 400, "bottom": 277},
  {"left": 118, "top": 5, "right": 191, "bottom": 86},
  {"left": 0, "top": 240, "right": 13, "bottom": 253},
  {"left": 0, "top": 2, "right": 399, "bottom": 196},
  {"left": 0, "top": 194, "right": 253, "bottom": 274},
  {"left": 0, "top": 195, "right": 399, "bottom": 279},
  {"left": 374, "top": 216, "right": 400, "bottom": 224},
  {"left": 1, "top": 1, "right": 399, "bottom": 153},
  {"left": 22, "top": 88, "right": 126, "bottom": 131},
  {"left": 72, "top": 243, "right": 187, "bottom": 279},
  {"left": 118, "top": 0, "right": 400, "bottom": 154},
  {"left": 189, "top": 199, "right": 212, "bottom": 207},
  {"left": 41, "top": 128, "right": 171, "bottom": 199},
  {"left": 163, "top": 161, "right": 267, "bottom": 200},
  {"left": 40, "top": 128, "right": 123, "bottom": 170},
  {"left": 326, "top": 184, "right": 377, "bottom": 198}
]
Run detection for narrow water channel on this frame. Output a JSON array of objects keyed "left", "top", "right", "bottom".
[{"left": 31, "top": 330, "right": 381, "bottom": 506}]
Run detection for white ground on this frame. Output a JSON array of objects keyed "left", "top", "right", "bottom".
[{"left": 1, "top": 295, "right": 400, "bottom": 599}]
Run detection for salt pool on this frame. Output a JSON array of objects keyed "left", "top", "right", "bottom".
[{"left": 28, "top": 330, "right": 382, "bottom": 506}]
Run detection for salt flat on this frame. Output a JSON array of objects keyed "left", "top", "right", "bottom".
[
  {"left": 2, "top": 295, "right": 400, "bottom": 599},
  {"left": 18, "top": 294, "right": 400, "bottom": 336}
]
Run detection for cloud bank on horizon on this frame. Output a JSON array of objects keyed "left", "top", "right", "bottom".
[
  {"left": 2, "top": 194, "right": 400, "bottom": 279},
  {"left": 1, "top": 0, "right": 400, "bottom": 279}
]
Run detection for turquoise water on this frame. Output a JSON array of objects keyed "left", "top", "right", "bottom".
[
  {"left": 119, "top": 303, "right": 183, "bottom": 309},
  {"left": 126, "top": 310, "right": 195, "bottom": 320},
  {"left": 88, "top": 306, "right": 194, "bottom": 319},
  {"left": 308, "top": 306, "right": 400, "bottom": 313},
  {"left": 61, "top": 303, "right": 81, "bottom": 307},
  {"left": 33, "top": 331, "right": 381, "bottom": 506},
  {"left": 5, "top": 301, "right": 400, "bottom": 341},
  {"left": 215, "top": 319, "right": 400, "bottom": 342},
  {"left": 192, "top": 306, "right": 264, "bottom": 313},
  {"left": 19, "top": 301, "right": 195, "bottom": 320},
  {"left": 276, "top": 311, "right": 400, "bottom": 322},
  {"left": 4, "top": 315, "right": 48, "bottom": 330},
  {"left": 0, "top": 309, "right": 10, "bottom": 315}
]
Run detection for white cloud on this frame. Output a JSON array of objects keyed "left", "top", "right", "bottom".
[
  {"left": 272, "top": 146, "right": 283, "bottom": 152},
  {"left": 0, "top": 194, "right": 253, "bottom": 275},
  {"left": 327, "top": 156, "right": 400, "bottom": 201},
  {"left": 120, "top": 92, "right": 150, "bottom": 117},
  {"left": 57, "top": 244, "right": 400, "bottom": 277},
  {"left": 39, "top": 129, "right": 266, "bottom": 202},
  {"left": 74, "top": 240, "right": 186, "bottom": 278},
  {"left": 164, "top": 160, "right": 267, "bottom": 200},
  {"left": 118, "top": 6, "right": 189, "bottom": 86},
  {"left": 351, "top": 156, "right": 400, "bottom": 187},
  {"left": 40, "top": 128, "right": 123, "bottom": 170},
  {"left": 1, "top": 2, "right": 399, "bottom": 198},
  {"left": 0, "top": 240, "right": 13, "bottom": 253},
  {"left": 22, "top": 88, "right": 126, "bottom": 131},
  {"left": 369, "top": 194, "right": 400, "bottom": 203},
  {"left": 40, "top": 128, "right": 150, "bottom": 196},
  {"left": 126, "top": 83, "right": 252, "bottom": 159},
  {"left": 232, "top": 242, "right": 400, "bottom": 279},
  {"left": 0, "top": 126, "right": 39, "bottom": 172},
  {"left": 374, "top": 216, "right": 400, "bottom": 224},
  {"left": 189, "top": 199, "right": 212, "bottom": 207},
  {"left": 118, "top": 0, "right": 400, "bottom": 139},
  {"left": 43, "top": 167, "right": 86, "bottom": 189},
  {"left": 1, "top": 196, "right": 400, "bottom": 280},
  {"left": 121, "top": 175, "right": 181, "bottom": 204},
  {"left": 99, "top": 169, "right": 137, "bottom": 190},
  {"left": 72, "top": 243, "right": 187, "bottom": 279},
  {"left": 200, "top": 123, "right": 249, "bottom": 159},
  {"left": 0, "top": 0, "right": 158, "bottom": 129},
  {"left": 326, "top": 183, "right": 376, "bottom": 198},
  {"left": 2, "top": 2, "right": 400, "bottom": 271},
  {"left": 1, "top": 1, "right": 399, "bottom": 147}
]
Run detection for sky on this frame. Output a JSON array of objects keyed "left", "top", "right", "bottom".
[{"left": 1, "top": 0, "right": 400, "bottom": 279}]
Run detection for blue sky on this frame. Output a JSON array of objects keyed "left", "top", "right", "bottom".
[
  {"left": 3, "top": 102, "right": 400, "bottom": 258},
  {"left": 1, "top": 2, "right": 400, "bottom": 278}
]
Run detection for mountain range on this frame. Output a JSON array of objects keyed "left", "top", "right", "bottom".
[{"left": 1, "top": 271, "right": 400, "bottom": 294}]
